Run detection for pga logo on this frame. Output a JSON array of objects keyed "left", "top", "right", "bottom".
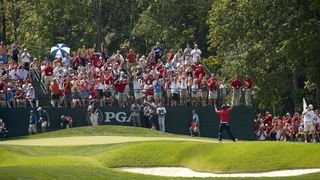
[{"left": 104, "top": 112, "right": 132, "bottom": 123}]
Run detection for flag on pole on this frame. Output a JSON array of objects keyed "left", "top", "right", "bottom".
[{"left": 303, "top": 98, "right": 307, "bottom": 110}]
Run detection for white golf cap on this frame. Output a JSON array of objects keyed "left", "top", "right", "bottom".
[{"left": 308, "top": 104, "right": 313, "bottom": 109}]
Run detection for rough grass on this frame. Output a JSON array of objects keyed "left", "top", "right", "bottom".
[{"left": 0, "top": 126, "right": 320, "bottom": 179}]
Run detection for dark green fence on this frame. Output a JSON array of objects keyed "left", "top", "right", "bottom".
[{"left": 0, "top": 106, "right": 255, "bottom": 140}]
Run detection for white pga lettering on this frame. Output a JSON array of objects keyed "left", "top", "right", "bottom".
[{"left": 104, "top": 112, "right": 132, "bottom": 123}]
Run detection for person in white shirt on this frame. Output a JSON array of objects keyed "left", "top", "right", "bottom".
[
  {"left": 21, "top": 48, "right": 30, "bottom": 70},
  {"left": 191, "top": 79, "right": 199, "bottom": 106},
  {"left": 26, "top": 84, "right": 36, "bottom": 108},
  {"left": 133, "top": 75, "right": 143, "bottom": 103},
  {"left": 18, "top": 67, "right": 29, "bottom": 80},
  {"left": 9, "top": 67, "right": 19, "bottom": 81},
  {"left": 95, "top": 78, "right": 105, "bottom": 106},
  {"left": 190, "top": 44, "right": 202, "bottom": 63},
  {"left": 170, "top": 77, "right": 180, "bottom": 107},
  {"left": 156, "top": 102, "right": 167, "bottom": 132},
  {"left": 179, "top": 76, "right": 188, "bottom": 106},
  {"left": 302, "top": 104, "right": 316, "bottom": 143}
]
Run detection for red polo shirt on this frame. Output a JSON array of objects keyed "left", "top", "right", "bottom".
[
  {"left": 207, "top": 77, "right": 218, "bottom": 91},
  {"left": 44, "top": 67, "right": 53, "bottom": 76},
  {"left": 216, "top": 108, "right": 232, "bottom": 123},
  {"left": 126, "top": 52, "right": 136, "bottom": 63},
  {"left": 231, "top": 79, "right": 242, "bottom": 89},
  {"left": 115, "top": 81, "right": 127, "bottom": 93},
  {"left": 245, "top": 79, "right": 252, "bottom": 89}
]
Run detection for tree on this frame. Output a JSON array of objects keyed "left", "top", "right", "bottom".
[{"left": 207, "top": 0, "right": 320, "bottom": 114}]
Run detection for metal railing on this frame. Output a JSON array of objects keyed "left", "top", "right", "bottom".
[{"left": 32, "top": 69, "right": 47, "bottom": 95}]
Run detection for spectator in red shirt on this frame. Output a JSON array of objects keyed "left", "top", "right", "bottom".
[
  {"left": 63, "top": 76, "right": 72, "bottom": 107},
  {"left": 214, "top": 104, "right": 236, "bottom": 142},
  {"left": 115, "top": 79, "right": 127, "bottom": 108},
  {"left": 244, "top": 75, "right": 252, "bottom": 106},
  {"left": 207, "top": 73, "right": 218, "bottom": 106},
  {"left": 43, "top": 63, "right": 53, "bottom": 92},
  {"left": 231, "top": 75, "right": 242, "bottom": 106},
  {"left": 126, "top": 49, "right": 137, "bottom": 70},
  {"left": 194, "top": 65, "right": 206, "bottom": 79}
]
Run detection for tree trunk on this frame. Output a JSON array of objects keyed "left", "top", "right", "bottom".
[
  {"left": 292, "top": 73, "right": 298, "bottom": 110},
  {"left": 11, "top": 0, "right": 17, "bottom": 41},
  {"left": 316, "top": 86, "right": 320, "bottom": 108},
  {"left": 94, "top": 0, "right": 103, "bottom": 52},
  {"left": 0, "top": 0, "right": 6, "bottom": 42},
  {"left": 272, "top": 103, "right": 276, "bottom": 117}
]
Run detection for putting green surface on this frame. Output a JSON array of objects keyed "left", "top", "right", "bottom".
[{"left": 0, "top": 135, "right": 216, "bottom": 146}]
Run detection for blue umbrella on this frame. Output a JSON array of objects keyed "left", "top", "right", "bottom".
[{"left": 50, "top": 43, "right": 70, "bottom": 58}]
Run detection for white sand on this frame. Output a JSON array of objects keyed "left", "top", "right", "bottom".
[
  {"left": 0, "top": 136, "right": 216, "bottom": 146},
  {"left": 118, "top": 167, "right": 320, "bottom": 177}
]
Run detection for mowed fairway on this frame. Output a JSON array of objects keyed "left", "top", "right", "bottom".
[{"left": 0, "top": 125, "right": 320, "bottom": 180}]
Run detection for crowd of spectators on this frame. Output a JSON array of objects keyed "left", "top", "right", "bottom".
[
  {"left": 0, "top": 41, "right": 37, "bottom": 108},
  {"left": 254, "top": 105, "right": 320, "bottom": 143},
  {"left": 36, "top": 42, "right": 253, "bottom": 108},
  {"left": 0, "top": 40, "right": 254, "bottom": 109}
]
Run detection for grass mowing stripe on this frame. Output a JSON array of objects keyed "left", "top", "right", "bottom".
[{"left": 14, "top": 125, "right": 181, "bottom": 140}]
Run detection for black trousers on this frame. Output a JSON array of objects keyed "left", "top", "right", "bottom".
[{"left": 218, "top": 123, "right": 235, "bottom": 141}]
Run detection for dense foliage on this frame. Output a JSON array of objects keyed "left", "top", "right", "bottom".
[
  {"left": 207, "top": 0, "right": 320, "bottom": 114},
  {"left": 0, "top": 0, "right": 319, "bottom": 114}
]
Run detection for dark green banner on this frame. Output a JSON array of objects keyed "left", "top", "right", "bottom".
[{"left": 0, "top": 106, "right": 255, "bottom": 140}]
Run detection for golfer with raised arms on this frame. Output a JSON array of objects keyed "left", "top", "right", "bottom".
[{"left": 215, "top": 104, "right": 236, "bottom": 143}]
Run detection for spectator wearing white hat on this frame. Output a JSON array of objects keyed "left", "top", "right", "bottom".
[{"left": 302, "top": 104, "right": 317, "bottom": 143}]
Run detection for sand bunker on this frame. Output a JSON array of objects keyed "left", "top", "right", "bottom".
[{"left": 118, "top": 167, "right": 320, "bottom": 177}]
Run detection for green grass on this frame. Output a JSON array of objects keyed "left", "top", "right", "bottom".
[
  {"left": 0, "top": 126, "right": 320, "bottom": 179},
  {"left": 17, "top": 125, "right": 180, "bottom": 139}
]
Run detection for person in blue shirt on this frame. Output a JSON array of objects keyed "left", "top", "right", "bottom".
[
  {"left": 153, "top": 42, "right": 163, "bottom": 63},
  {"left": 6, "top": 88, "right": 14, "bottom": 108},
  {"left": 189, "top": 109, "right": 200, "bottom": 136},
  {"left": 80, "top": 89, "right": 89, "bottom": 107},
  {"left": 28, "top": 110, "right": 38, "bottom": 135},
  {"left": 153, "top": 76, "right": 163, "bottom": 104}
]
